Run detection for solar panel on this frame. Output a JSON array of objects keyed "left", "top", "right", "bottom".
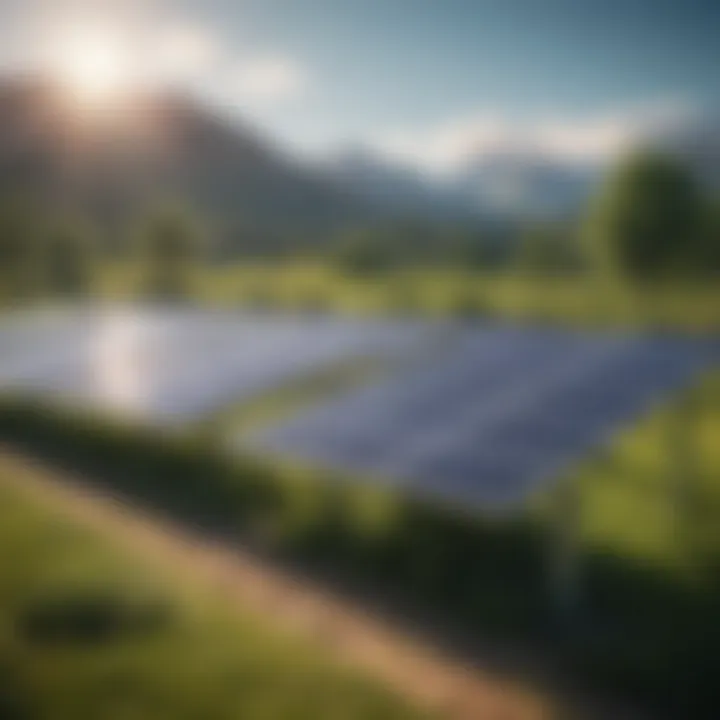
[
  {"left": 2, "top": 308, "right": 716, "bottom": 508},
  {"left": 0, "top": 307, "right": 436, "bottom": 423},
  {"left": 248, "top": 327, "right": 718, "bottom": 509}
]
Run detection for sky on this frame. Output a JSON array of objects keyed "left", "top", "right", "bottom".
[{"left": 1, "top": 0, "right": 719, "bottom": 172}]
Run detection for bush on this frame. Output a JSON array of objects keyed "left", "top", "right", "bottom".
[
  {"left": 0, "top": 653, "right": 32, "bottom": 720},
  {"left": 42, "top": 217, "right": 95, "bottom": 297},
  {"left": 18, "top": 588, "right": 171, "bottom": 645},
  {"left": 0, "top": 198, "right": 43, "bottom": 303},
  {"left": 336, "top": 234, "right": 393, "bottom": 276},
  {"left": 516, "top": 224, "right": 587, "bottom": 277},
  {"left": 135, "top": 205, "right": 203, "bottom": 301}
]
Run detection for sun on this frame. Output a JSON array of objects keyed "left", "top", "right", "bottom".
[{"left": 52, "top": 21, "right": 134, "bottom": 103}]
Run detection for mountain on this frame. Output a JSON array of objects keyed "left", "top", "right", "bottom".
[
  {"left": 329, "top": 111, "right": 720, "bottom": 223},
  {"left": 450, "top": 150, "right": 600, "bottom": 219},
  {"left": 0, "top": 77, "right": 367, "bottom": 252},
  {"left": 450, "top": 113, "right": 720, "bottom": 219},
  {"left": 321, "top": 143, "right": 602, "bottom": 223},
  {"left": 2, "top": 76, "right": 716, "bottom": 257},
  {"left": 320, "top": 146, "right": 483, "bottom": 222}
]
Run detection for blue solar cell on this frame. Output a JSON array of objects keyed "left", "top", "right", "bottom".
[
  {"left": 2, "top": 309, "right": 716, "bottom": 511},
  {"left": 0, "top": 307, "right": 436, "bottom": 422},
  {"left": 250, "top": 328, "right": 718, "bottom": 510}
]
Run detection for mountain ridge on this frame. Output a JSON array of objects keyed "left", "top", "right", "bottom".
[{"left": 0, "top": 76, "right": 370, "bottom": 252}]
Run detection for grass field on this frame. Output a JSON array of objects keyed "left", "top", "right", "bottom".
[
  {"left": 569, "top": 372, "right": 720, "bottom": 572},
  {"left": 0, "top": 463, "right": 426, "bottom": 720},
  {"left": 99, "top": 261, "right": 720, "bottom": 332}
]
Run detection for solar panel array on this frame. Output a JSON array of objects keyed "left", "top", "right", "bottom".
[
  {"left": 0, "top": 307, "right": 434, "bottom": 423},
  {"left": 1, "top": 308, "right": 716, "bottom": 509},
  {"left": 248, "top": 326, "right": 718, "bottom": 509}
]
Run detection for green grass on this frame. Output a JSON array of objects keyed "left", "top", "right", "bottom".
[
  {"left": 98, "top": 260, "right": 720, "bottom": 332},
  {"left": 0, "top": 467, "right": 426, "bottom": 720},
  {"left": 568, "top": 373, "right": 720, "bottom": 572},
  {"left": 201, "top": 356, "right": 391, "bottom": 437}
]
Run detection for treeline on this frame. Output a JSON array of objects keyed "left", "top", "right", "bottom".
[
  {"left": 1, "top": 150, "right": 718, "bottom": 306},
  {"left": 0, "top": 199, "right": 202, "bottom": 304},
  {"left": 331, "top": 220, "right": 580, "bottom": 276},
  {"left": 333, "top": 152, "right": 720, "bottom": 281},
  {"left": 0, "top": 201, "right": 95, "bottom": 302}
]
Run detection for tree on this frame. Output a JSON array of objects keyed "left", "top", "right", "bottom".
[
  {"left": 137, "top": 206, "right": 202, "bottom": 301},
  {"left": 0, "top": 197, "right": 42, "bottom": 303},
  {"left": 702, "top": 199, "right": 720, "bottom": 275},
  {"left": 335, "top": 227, "right": 395, "bottom": 275},
  {"left": 516, "top": 223, "right": 586, "bottom": 276},
  {"left": 584, "top": 152, "right": 704, "bottom": 280},
  {"left": 43, "top": 217, "right": 95, "bottom": 297}
]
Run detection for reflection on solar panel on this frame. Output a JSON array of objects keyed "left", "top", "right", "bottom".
[
  {"left": 249, "top": 326, "right": 719, "bottom": 509},
  {"left": 2, "top": 308, "right": 717, "bottom": 507},
  {"left": 0, "top": 307, "right": 435, "bottom": 423}
]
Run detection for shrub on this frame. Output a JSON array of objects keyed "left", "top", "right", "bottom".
[{"left": 18, "top": 588, "right": 171, "bottom": 645}]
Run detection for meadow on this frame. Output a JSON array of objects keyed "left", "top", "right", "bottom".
[
  {"left": 0, "top": 455, "right": 427, "bottom": 720},
  {"left": 98, "top": 260, "right": 720, "bottom": 333}
]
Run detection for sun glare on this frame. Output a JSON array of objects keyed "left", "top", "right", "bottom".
[{"left": 52, "top": 22, "right": 134, "bottom": 103}]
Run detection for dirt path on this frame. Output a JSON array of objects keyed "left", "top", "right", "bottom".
[{"left": 0, "top": 449, "right": 638, "bottom": 720}]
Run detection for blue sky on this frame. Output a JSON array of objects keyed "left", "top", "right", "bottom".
[
  {"left": 177, "top": 0, "right": 720, "bottom": 152},
  {"left": 2, "top": 0, "right": 719, "bottom": 168}
]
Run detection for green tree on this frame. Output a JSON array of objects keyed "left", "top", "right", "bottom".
[
  {"left": 702, "top": 199, "right": 720, "bottom": 275},
  {"left": 335, "top": 227, "right": 395, "bottom": 276},
  {"left": 0, "top": 197, "right": 42, "bottom": 304},
  {"left": 43, "top": 217, "right": 95, "bottom": 297},
  {"left": 137, "top": 206, "right": 202, "bottom": 301},
  {"left": 584, "top": 152, "right": 704, "bottom": 280},
  {"left": 447, "top": 229, "right": 489, "bottom": 269},
  {"left": 516, "top": 223, "right": 585, "bottom": 276}
]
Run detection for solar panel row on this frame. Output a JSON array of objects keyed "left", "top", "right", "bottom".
[
  {"left": 0, "top": 308, "right": 716, "bottom": 511},
  {"left": 248, "top": 329, "right": 718, "bottom": 508},
  {"left": 0, "top": 307, "right": 435, "bottom": 422}
]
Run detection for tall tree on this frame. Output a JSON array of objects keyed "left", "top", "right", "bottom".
[
  {"left": 584, "top": 152, "right": 704, "bottom": 280},
  {"left": 0, "top": 197, "right": 42, "bottom": 304},
  {"left": 43, "top": 217, "right": 95, "bottom": 297},
  {"left": 335, "top": 227, "right": 395, "bottom": 276},
  {"left": 703, "top": 199, "right": 720, "bottom": 275},
  {"left": 137, "top": 206, "right": 202, "bottom": 301},
  {"left": 516, "top": 223, "right": 585, "bottom": 276}
]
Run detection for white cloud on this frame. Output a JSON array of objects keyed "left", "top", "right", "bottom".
[
  {"left": 372, "top": 100, "right": 698, "bottom": 176},
  {"left": 0, "top": 4, "right": 310, "bottom": 108},
  {"left": 152, "top": 23, "right": 219, "bottom": 81},
  {"left": 228, "top": 55, "right": 309, "bottom": 105},
  {"left": 146, "top": 21, "right": 311, "bottom": 106}
]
